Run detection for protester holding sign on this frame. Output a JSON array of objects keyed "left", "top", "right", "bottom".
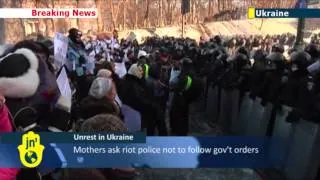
[{"left": 66, "top": 28, "right": 95, "bottom": 102}]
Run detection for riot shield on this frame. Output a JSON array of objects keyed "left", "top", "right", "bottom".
[
  {"left": 245, "top": 97, "right": 273, "bottom": 136},
  {"left": 230, "top": 89, "right": 241, "bottom": 134},
  {"left": 285, "top": 119, "right": 320, "bottom": 180},
  {"left": 218, "top": 88, "right": 233, "bottom": 131},
  {"left": 270, "top": 105, "right": 294, "bottom": 170},
  {"left": 238, "top": 93, "right": 254, "bottom": 135},
  {"left": 205, "top": 86, "right": 219, "bottom": 122}
]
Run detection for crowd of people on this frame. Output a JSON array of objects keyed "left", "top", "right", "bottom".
[{"left": 1, "top": 27, "right": 320, "bottom": 179}]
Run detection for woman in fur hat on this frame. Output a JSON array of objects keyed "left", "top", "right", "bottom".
[
  {"left": 79, "top": 77, "right": 123, "bottom": 120},
  {"left": 120, "top": 63, "right": 157, "bottom": 135}
]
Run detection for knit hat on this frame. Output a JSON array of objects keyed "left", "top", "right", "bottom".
[
  {"left": 0, "top": 48, "right": 40, "bottom": 98},
  {"left": 97, "top": 69, "right": 112, "bottom": 78},
  {"left": 88, "top": 77, "right": 112, "bottom": 99}
]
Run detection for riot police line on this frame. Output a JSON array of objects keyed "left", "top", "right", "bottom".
[{"left": 204, "top": 39, "right": 320, "bottom": 180}]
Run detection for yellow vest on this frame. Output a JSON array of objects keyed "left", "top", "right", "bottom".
[{"left": 184, "top": 76, "right": 192, "bottom": 91}]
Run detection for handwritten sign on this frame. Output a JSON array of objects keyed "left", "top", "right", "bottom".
[{"left": 54, "top": 33, "right": 69, "bottom": 69}]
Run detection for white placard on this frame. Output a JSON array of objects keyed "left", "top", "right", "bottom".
[
  {"left": 54, "top": 33, "right": 68, "bottom": 69},
  {"left": 56, "top": 67, "right": 72, "bottom": 99},
  {"left": 114, "top": 62, "right": 127, "bottom": 78}
]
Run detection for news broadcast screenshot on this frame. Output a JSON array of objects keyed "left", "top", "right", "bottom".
[{"left": 0, "top": 0, "right": 320, "bottom": 179}]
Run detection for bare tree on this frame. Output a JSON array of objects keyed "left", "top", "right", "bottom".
[
  {"left": 134, "top": 0, "right": 138, "bottom": 29},
  {"left": 110, "top": 0, "right": 122, "bottom": 30},
  {"left": 144, "top": 0, "right": 150, "bottom": 28},
  {"left": 95, "top": 0, "right": 105, "bottom": 32},
  {"left": 123, "top": 0, "right": 127, "bottom": 30},
  {"left": 208, "top": 0, "right": 212, "bottom": 16},
  {"left": 17, "top": 0, "right": 26, "bottom": 38},
  {"left": 76, "top": 0, "right": 80, "bottom": 28},
  {"left": 0, "top": 0, "right": 5, "bottom": 44},
  {"left": 50, "top": 0, "right": 55, "bottom": 33},
  {"left": 4, "top": 0, "right": 302, "bottom": 42}
]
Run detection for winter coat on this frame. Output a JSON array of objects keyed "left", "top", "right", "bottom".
[
  {"left": 0, "top": 168, "right": 20, "bottom": 180},
  {"left": 256, "top": 69, "right": 287, "bottom": 104},
  {"left": 66, "top": 39, "right": 92, "bottom": 77},
  {"left": 120, "top": 74, "right": 154, "bottom": 115},
  {"left": 149, "top": 62, "right": 171, "bottom": 98},
  {"left": 279, "top": 69, "right": 312, "bottom": 107},
  {"left": 0, "top": 104, "right": 13, "bottom": 132}
]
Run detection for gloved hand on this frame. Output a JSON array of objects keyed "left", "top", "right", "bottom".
[{"left": 13, "top": 106, "right": 38, "bottom": 132}]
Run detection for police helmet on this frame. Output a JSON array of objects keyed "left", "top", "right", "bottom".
[{"left": 290, "top": 51, "right": 312, "bottom": 70}]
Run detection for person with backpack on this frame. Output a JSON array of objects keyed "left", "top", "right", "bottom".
[{"left": 170, "top": 58, "right": 204, "bottom": 136}]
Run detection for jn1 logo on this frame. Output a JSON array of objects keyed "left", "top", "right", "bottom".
[{"left": 18, "top": 131, "right": 45, "bottom": 168}]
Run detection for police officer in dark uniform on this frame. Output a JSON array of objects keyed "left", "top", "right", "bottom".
[
  {"left": 281, "top": 51, "right": 316, "bottom": 123},
  {"left": 256, "top": 45, "right": 288, "bottom": 105}
]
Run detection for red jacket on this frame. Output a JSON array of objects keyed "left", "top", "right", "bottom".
[
  {"left": 0, "top": 104, "right": 12, "bottom": 132},
  {"left": 0, "top": 104, "right": 20, "bottom": 180}
]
